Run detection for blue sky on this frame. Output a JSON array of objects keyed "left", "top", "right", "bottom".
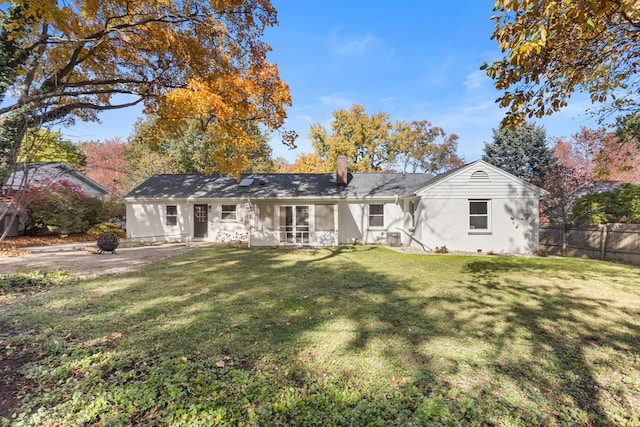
[{"left": 63, "top": 1, "right": 599, "bottom": 163}]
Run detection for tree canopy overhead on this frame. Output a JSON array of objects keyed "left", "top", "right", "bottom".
[
  {"left": 0, "top": 0, "right": 291, "bottom": 178},
  {"left": 484, "top": 0, "right": 640, "bottom": 127}
]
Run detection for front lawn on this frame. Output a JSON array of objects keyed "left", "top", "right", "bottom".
[{"left": 1, "top": 247, "right": 639, "bottom": 426}]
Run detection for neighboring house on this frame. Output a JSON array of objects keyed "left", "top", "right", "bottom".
[
  {"left": 124, "top": 158, "right": 545, "bottom": 254},
  {"left": 1, "top": 162, "right": 111, "bottom": 236}
]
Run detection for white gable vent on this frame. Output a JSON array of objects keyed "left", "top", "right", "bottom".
[{"left": 470, "top": 170, "right": 489, "bottom": 181}]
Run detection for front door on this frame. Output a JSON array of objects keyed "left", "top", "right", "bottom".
[
  {"left": 194, "top": 204, "right": 208, "bottom": 238},
  {"left": 279, "top": 206, "right": 309, "bottom": 244}
]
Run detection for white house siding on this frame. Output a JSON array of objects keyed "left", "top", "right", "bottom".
[
  {"left": 250, "top": 203, "right": 278, "bottom": 246},
  {"left": 415, "top": 164, "right": 541, "bottom": 254},
  {"left": 208, "top": 202, "right": 250, "bottom": 243},
  {"left": 337, "top": 200, "right": 405, "bottom": 245},
  {"left": 126, "top": 202, "right": 190, "bottom": 242}
]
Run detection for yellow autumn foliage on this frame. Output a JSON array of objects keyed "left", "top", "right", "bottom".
[
  {"left": 485, "top": 0, "right": 640, "bottom": 127},
  {"left": 0, "top": 0, "right": 291, "bottom": 176}
]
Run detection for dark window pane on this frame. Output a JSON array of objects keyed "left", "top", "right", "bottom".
[
  {"left": 370, "top": 205, "right": 384, "bottom": 215},
  {"left": 221, "top": 205, "right": 236, "bottom": 220},
  {"left": 470, "top": 216, "right": 488, "bottom": 229},
  {"left": 469, "top": 202, "right": 487, "bottom": 215},
  {"left": 370, "top": 216, "right": 384, "bottom": 227}
]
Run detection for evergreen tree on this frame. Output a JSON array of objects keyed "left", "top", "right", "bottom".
[{"left": 482, "top": 122, "right": 556, "bottom": 183}]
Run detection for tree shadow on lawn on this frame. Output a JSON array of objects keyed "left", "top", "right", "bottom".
[
  {"left": 462, "top": 259, "right": 640, "bottom": 426},
  {"left": 5, "top": 247, "right": 640, "bottom": 424}
]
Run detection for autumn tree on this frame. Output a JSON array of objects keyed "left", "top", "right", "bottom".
[
  {"left": 308, "top": 105, "right": 394, "bottom": 172},
  {"left": 120, "top": 139, "right": 175, "bottom": 194},
  {"left": 80, "top": 137, "right": 128, "bottom": 197},
  {"left": 273, "top": 156, "right": 293, "bottom": 173},
  {"left": 306, "top": 104, "right": 461, "bottom": 173},
  {"left": 482, "top": 122, "right": 555, "bottom": 183},
  {"left": 484, "top": 1, "right": 640, "bottom": 127},
  {"left": 291, "top": 152, "right": 325, "bottom": 173},
  {"left": 554, "top": 127, "right": 640, "bottom": 183},
  {"left": 17, "top": 129, "right": 86, "bottom": 169},
  {"left": 615, "top": 113, "right": 640, "bottom": 145},
  {"left": 538, "top": 164, "right": 592, "bottom": 224},
  {"left": 394, "top": 120, "right": 464, "bottom": 174},
  {"left": 0, "top": 0, "right": 292, "bottom": 182},
  {"left": 130, "top": 116, "right": 275, "bottom": 176}
]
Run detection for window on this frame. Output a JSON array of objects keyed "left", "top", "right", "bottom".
[
  {"left": 469, "top": 200, "right": 489, "bottom": 230},
  {"left": 315, "top": 204, "right": 335, "bottom": 232},
  {"left": 369, "top": 204, "right": 384, "bottom": 227},
  {"left": 221, "top": 204, "right": 237, "bottom": 220},
  {"left": 279, "top": 205, "right": 310, "bottom": 243},
  {"left": 166, "top": 205, "right": 178, "bottom": 226}
]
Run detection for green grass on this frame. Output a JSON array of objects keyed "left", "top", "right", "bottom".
[{"left": 1, "top": 246, "right": 639, "bottom": 426}]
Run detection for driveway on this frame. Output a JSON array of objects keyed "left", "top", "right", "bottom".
[{"left": 0, "top": 242, "right": 206, "bottom": 279}]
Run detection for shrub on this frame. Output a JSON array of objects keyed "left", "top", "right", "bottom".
[
  {"left": 572, "top": 183, "right": 640, "bottom": 224},
  {"left": 25, "top": 182, "right": 109, "bottom": 235},
  {"left": 103, "top": 198, "right": 126, "bottom": 220},
  {"left": 87, "top": 222, "right": 127, "bottom": 239}
]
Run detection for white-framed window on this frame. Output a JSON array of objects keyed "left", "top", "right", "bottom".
[
  {"left": 221, "top": 204, "right": 237, "bottom": 220},
  {"left": 369, "top": 204, "right": 384, "bottom": 227},
  {"left": 469, "top": 200, "right": 490, "bottom": 231},
  {"left": 166, "top": 205, "right": 178, "bottom": 226}
]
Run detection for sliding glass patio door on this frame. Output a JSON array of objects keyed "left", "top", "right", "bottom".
[{"left": 279, "top": 206, "right": 310, "bottom": 244}]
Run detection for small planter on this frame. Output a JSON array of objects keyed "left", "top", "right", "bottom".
[{"left": 97, "top": 232, "right": 119, "bottom": 254}]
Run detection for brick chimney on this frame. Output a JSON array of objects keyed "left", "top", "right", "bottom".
[{"left": 336, "top": 155, "right": 348, "bottom": 186}]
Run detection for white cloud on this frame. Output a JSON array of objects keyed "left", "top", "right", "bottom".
[
  {"left": 330, "top": 30, "right": 381, "bottom": 56},
  {"left": 319, "top": 94, "right": 353, "bottom": 109},
  {"left": 380, "top": 97, "right": 395, "bottom": 105},
  {"left": 464, "top": 69, "right": 488, "bottom": 90}
]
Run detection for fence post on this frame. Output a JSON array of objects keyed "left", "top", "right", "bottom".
[
  {"left": 561, "top": 222, "right": 567, "bottom": 255},
  {"left": 600, "top": 223, "right": 609, "bottom": 261}
]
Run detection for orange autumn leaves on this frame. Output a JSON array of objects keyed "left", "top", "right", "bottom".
[{"left": 1, "top": 0, "right": 291, "bottom": 177}]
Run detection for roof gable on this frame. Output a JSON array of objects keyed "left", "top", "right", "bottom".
[
  {"left": 5, "top": 162, "right": 111, "bottom": 196},
  {"left": 415, "top": 160, "right": 546, "bottom": 196}
]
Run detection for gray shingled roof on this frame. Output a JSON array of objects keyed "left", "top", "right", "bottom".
[
  {"left": 124, "top": 172, "right": 435, "bottom": 200},
  {"left": 7, "top": 162, "right": 111, "bottom": 195}
]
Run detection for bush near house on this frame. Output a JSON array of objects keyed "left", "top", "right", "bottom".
[
  {"left": 25, "top": 182, "right": 109, "bottom": 235},
  {"left": 572, "top": 183, "right": 640, "bottom": 224}
]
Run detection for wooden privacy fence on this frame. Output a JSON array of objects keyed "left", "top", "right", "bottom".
[{"left": 539, "top": 223, "right": 640, "bottom": 266}]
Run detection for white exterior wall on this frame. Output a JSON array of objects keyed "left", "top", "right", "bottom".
[
  {"left": 414, "top": 164, "right": 541, "bottom": 254},
  {"left": 209, "top": 202, "right": 251, "bottom": 243},
  {"left": 126, "top": 202, "right": 190, "bottom": 242},
  {"left": 337, "top": 200, "right": 404, "bottom": 245}
]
